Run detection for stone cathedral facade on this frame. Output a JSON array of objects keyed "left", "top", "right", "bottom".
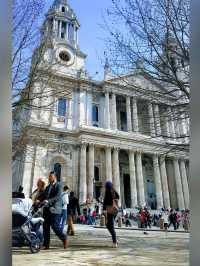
[{"left": 13, "top": 0, "right": 190, "bottom": 210}]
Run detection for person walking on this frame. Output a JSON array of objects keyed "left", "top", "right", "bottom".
[
  {"left": 144, "top": 208, "right": 152, "bottom": 229},
  {"left": 168, "top": 209, "right": 177, "bottom": 230},
  {"left": 103, "top": 181, "right": 119, "bottom": 248},
  {"left": 175, "top": 209, "right": 181, "bottom": 230},
  {"left": 162, "top": 210, "right": 169, "bottom": 231},
  {"left": 60, "top": 186, "right": 69, "bottom": 232},
  {"left": 42, "top": 172, "right": 68, "bottom": 249},
  {"left": 31, "top": 178, "right": 47, "bottom": 211},
  {"left": 67, "top": 191, "right": 80, "bottom": 236},
  {"left": 183, "top": 209, "right": 190, "bottom": 232}
]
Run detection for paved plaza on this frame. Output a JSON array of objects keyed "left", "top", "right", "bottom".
[{"left": 12, "top": 225, "right": 189, "bottom": 266}]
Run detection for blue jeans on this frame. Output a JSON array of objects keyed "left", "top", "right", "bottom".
[
  {"left": 60, "top": 209, "right": 67, "bottom": 231},
  {"left": 87, "top": 215, "right": 93, "bottom": 225}
]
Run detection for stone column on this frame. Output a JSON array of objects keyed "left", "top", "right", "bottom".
[
  {"left": 79, "top": 143, "right": 87, "bottom": 203},
  {"left": 59, "top": 20, "right": 62, "bottom": 38},
  {"left": 86, "top": 92, "right": 92, "bottom": 126},
  {"left": 180, "top": 159, "right": 190, "bottom": 209},
  {"left": 132, "top": 98, "right": 139, "bottom": 132},
  {"left": 160, "top": 156, "right": 170, "bottom": 209},
  {"left": 167, "top": 106, "right": 176, "bottom": 139},
  {"left": 113, "top": 148, "right": 121, "bottom": 204},
  {"left": 148, "top": 102, "right": 156, "bottom": 137},
  {"left": 105, "top": 146, "right": 112, "bottom": 181},
  {"left": 153, "top": 104, "right": 162, "bottom": 136},
  {"left": 136, "top": 151, "right": 145, "bottom": 207},
  {"left": 129, "top": 150, "right": 138, "bottom": 208},
  {"left": 126, "top": 96, "right": 132, "bottom": 132},
  {"left": 111, "top": 93, "right": 117, "bottom": 130},
  {"left": 79, "top": 90, "right": 87, "bottom": 126},
  {"left": 105, "top": 92, "right": 110, "bottom": 129},
  {"left": 163, "top": 105, "right": 170, "bottom": 138},
  {"left": 153, "top": 154, "right": 163, "bottom": 209},
  {"left": 173, "top": 158, "right": 185, "bottom": 210},
  {"left": 88, "top": 144, "right": 94, "bottom": 201}
]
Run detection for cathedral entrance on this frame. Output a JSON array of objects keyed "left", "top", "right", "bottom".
[
  {"left": 94, "top": 166, "right": 101, "bottom": 200},
  {"left": 54, "top": 163, "right": 62, "bottom": 182},
  {"left": 123, "top": 174, "right": 131, "bottom": 208},
  {"left": 143, "top": 155, "right": 156, "bottom": 209}
]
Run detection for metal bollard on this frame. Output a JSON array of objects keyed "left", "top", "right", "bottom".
[
  {"left": 160, "top": 218, "right": 164, "bottom": 230},
  {"left": 100, "top": 214, "right": 105, "bottom": 227},
  {"left": 118, "top": 216, "right": 122, "bottom": 227}
]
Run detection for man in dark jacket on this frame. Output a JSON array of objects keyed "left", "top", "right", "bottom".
[
  {"left": 42, "top": 172, "right": 68, "bottom": 249},
  {"left": 67, "top": 191, "right": 80, "bottom": 235}
]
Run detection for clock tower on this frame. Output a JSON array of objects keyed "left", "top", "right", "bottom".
[{"left": 39, "top": 0, "right": 87, "bottom": 78}]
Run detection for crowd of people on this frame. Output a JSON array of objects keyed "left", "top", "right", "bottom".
[
  {"left": 112, "top": 206, "right": 190, "bottom": 233},
  {"left": 13, "top": 173, "right": 121, "bottom": 249},
  {"left": 13, "top": 173, "right": 190, "bottom": 250}
]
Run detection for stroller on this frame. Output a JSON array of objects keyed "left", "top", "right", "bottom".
[{"left": 12, "top": 198, "right": 44, "bottom": 253}]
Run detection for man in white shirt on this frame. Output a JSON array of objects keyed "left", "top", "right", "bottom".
[{"left": 60, "top": 186, "right": 69, "bottom": 232}]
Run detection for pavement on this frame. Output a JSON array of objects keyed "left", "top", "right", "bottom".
[{"left": 12, "top": 224, "right": 189, "bottom": 266}]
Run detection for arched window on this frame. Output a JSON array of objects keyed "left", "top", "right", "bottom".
[
  {"left": 62, "top": 6, "right": 65, "bottom": 12},
  {"left": 54, "top": 163, "right": 62, "bottom": 182},
  {"left": 92, "top": 105, "right": 99, "bottom": 127}
]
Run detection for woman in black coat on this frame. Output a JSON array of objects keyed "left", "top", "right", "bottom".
[{"left": 103, "top": 181, "right": 119, "bottom": 247}]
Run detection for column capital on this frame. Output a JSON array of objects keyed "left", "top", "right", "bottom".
[
  {"left": 113, "top": 146, "right": 120, "bottom": 151},
  {"left": 128, "top": 149, "right": 136, "bottom": 154},
  {"left": 136, "top": 149, "right": 143, "bottom": 154},
  {"left": 105, "top": 145, "right": 112, "bottom": 150},
  {"left": 104, "top": 90, "right": 111, "bottom": 95},
  {"left": 152, "top": 153, "right": 159, "bottom": 159},
  {"left": 80, "top": 142, "right": 88, "bottom": 148}
]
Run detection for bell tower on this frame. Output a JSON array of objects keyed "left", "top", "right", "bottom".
[{"left": 39, "top": 0, "right": 87, "bottom": 78}]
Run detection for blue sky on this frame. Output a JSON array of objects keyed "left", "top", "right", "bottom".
[{"left": 46, "top": 0, "right": 113, "bottom": 80}]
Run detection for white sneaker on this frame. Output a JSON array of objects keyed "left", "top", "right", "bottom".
[{"left": 112, "top": 241, "right": 118, "bottom": 248}]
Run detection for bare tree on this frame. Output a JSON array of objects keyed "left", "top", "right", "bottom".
[
  {"left": 104, "top": 0, "right": 189, "bottom": 98},
  {"left": 103, "top": 0, "right": 190, "bottom": 152}
]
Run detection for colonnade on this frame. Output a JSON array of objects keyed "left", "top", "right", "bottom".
[
  {"left": 79, "top": 143, "right": 189, "bottom": 210},
  {"left": 79, "top": 90, "right": 189, "bottom": 140},
  {"left": 104, "top": 91, "right": 188, "bottom": 139}
]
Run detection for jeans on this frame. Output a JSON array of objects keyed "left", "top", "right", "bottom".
[
  {"left": 106, "top": 213, "right": 117, "bottom": 244},
  {"left": 43, "top": 209, "right": 67, "bottom": 248},
  {"left": 87, "top": 215, "right": 93, "bottom": 225},
  {"left": 168, "top": 221, "right": 177, "bottom": 230},
  {"left": 31, "top": 222, "right": 43, "bottom": 243},
  {"left": 60, "top": 209, "right": 67, "bottom": 231}
]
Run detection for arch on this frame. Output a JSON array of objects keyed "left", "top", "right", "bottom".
[
  {"left": 47, "top": 154, "right": 69, "bottom": 185},
  {"left": 54, "top": 163, "right": 62, "bottom": 181}
]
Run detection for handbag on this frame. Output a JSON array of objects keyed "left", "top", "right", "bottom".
[{"left": 106, "top": 199, "right": 119, "bottom": 215}]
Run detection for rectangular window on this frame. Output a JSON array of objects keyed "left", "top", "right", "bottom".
[
  {"left": 68, "top": 23, "right": 74, "bottom": 42},
  {"left": 58, "top": 98, "right": 67, "bottom": 117},
  {"left": 92, "top": 105, "right": 99, "bottom": 127}
]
